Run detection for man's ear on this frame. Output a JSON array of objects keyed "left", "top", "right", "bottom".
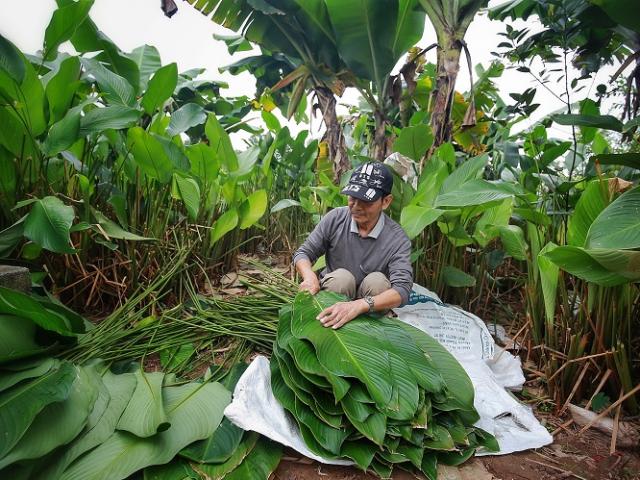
[{"left": 382, "top": 194, "right": 393, "bottom": 210}]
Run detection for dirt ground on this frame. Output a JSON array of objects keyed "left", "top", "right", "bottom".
[{"left": 273, "top": 419, "right": 640, "bottom": 480}]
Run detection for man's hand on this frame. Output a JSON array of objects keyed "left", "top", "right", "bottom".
[
  {"left": 299, "top": 276, "right": 320, "bottom": 295},
  {"left": 317, "top": 299, "right": 368, "bottom": 329}
]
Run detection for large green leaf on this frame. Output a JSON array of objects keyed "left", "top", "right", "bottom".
[
  {"left": 127, "top": 126, "right": 173, "bottom": 183},
  {"left": 223, "top": 437, "right": 282, "bottom": 480},
  {"left": 167, "top": 103, "right": 207, "bottom": 137},
  {"left": 44, "top": 0, "right": 94, "bottom": 60},
  {"left": 205, "top": 114, "right": 238, "bottom": 172},
  {"left": 0, "top": 49, "right": 46, "bottom": 136},
  {"left": 143, "top": 458, "right": 200, "bottom": 480},
  {"left": 129, "top": 45, "right": 162, "bottom": 91},
  {"left": 0, "top": 315, "right": 41, "bottom": 363},
  {"left": 43, "top": 107, "right": 81, "bottom": 156},
  {"left": 35, "top": 370, "right": 137, "bottom": 480},
  {"left": 442, "top": 266, "right": 476, "bottom": 287},
  {"left": 0, "top": 287, "right": 76, "bottom": 336},
  {"left": 496, "top": 225, "right": 528, "bottom": 261},
  {"left": 435, "top": 180, "right": 512, "bottom": 207},
  {"left": 80, "top": 105, "right": 142, "bottom": 135},
  {"left": 325, "top": 0, "right": 424, "bottom": 92},
  {"left": 0, "top": 361, "right": 76, "bottom": 458},
  {"left": 567, "top": 180, "right": 609, "bottom": 247},
  {"left": 59, "top": 382, "right": 230, "bottom": 480},
  {"left": 593, "top": 153, "right": 640, "bottom": 170},
  {"left": 179, "top": 417, "right": 244, "bottom": 463},
  {"left": 400, "top": 206, "right": 444, "bottom": 240},
  {"left": 551, "top": 113, "right": 623, "bottom": 132},
  {"left": 45, "top": 56, "right": 81, "bottom": 123},
  {"left": 0, "top": 358, "right": 57, "bottom": 392},
  {"left": 0, "top": 365, "right": 99, "bottom": 469},
  {"left": 238, "top": 189, "right": 267, "bottom": 229},
  {"left": 397, "top": 323, "right": 477, "bottom": 419},
  {"left": 210, "top": 208, "right": 238, "bottom": 244},
  {"left": 537, "top": 242, "right": 559, "bottom": 324},
  {"left": 171, "top": 173, "right": 201, "bottom": 221},
  {"left": 82, "top": 57, "right": 136, "bottom": 106},
  {"left": 191, "top": 432, "right": 260, "bottom": 480},
  {"left": 439, "top": 154, "right": 489, "bottom": 195},
  {"left": 586, "top": 186, "right": 640, "bottom": 250},
  {"left": 543, "top": 246, "right": 640, "bottom": 286},
  {"left": 116, "top": 370, "right": 169, "bottom": 437},
  {"left": 393, "top": 124, "right": 433, "bottom": 162},
  {"left": 590, "top": 0, "right": 640, "bottom": 33},
  {"left": 141, "top": 63, "right": 178, "bottom": 114},
  {"left": 23, "top": 196, "right": 75, "bottom": 254},
  {"left": 0, "top": 33, "right": 25, "bottom": 83},
  {"left": 92, "top": 209, "right": 155, "bottom": 241},
  {"left": 473, "top": 198, "right": 513, "bottom": 247}
]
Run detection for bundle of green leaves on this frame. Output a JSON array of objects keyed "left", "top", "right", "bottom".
[
  {"left": 0, "top": 286, "right": 282, "bottom": 480},
  {"left": 271, "top": 291, "right": 499, "bottom": 479}
]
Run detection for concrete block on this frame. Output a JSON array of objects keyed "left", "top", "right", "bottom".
[{"left": 0, "top": 265, "right": 31, "bottom": 293}]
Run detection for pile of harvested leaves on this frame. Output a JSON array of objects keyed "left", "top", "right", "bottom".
[
  {"left": 271, "top": 291, "right": 499, "bottom": 479},
  {"left": 0, "top": 286, "right": 283, "bottom": 480}
]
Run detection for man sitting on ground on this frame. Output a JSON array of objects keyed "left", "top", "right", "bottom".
[{"left": 293, "top": 162, "right": 413, "bottom": 329}]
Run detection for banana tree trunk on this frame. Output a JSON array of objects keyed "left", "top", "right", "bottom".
[
  {"left": 315, "top": 87, "right": 349, "bottom": 182},
  {"left": 373, "top": 110, "right": 391, "bottom": 161},
  {"left": 429, "top": 36, "right": 462, "bottom": 153}
]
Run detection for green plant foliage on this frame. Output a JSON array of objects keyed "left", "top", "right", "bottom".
[
  {"left": 23, "top": 196, "right": 76, "bottom": 254},
  {"left": 167, "top": 103, "right": 207, "bottom": 137},
  {"left": 271, "top": 291, "right": 497, "bottom": 477},
  {"left": 210, "top": 209, "right": 239, "bottom": 244},
  {"left": 142, "top": 63, "right": 178, "bottom": 114},
  {"left": 586, "top": 187, "right": 640, "bottom": 250},
  {"left": 0, "top": 365, "right": 99, "bottom": 469},
  {"left": 238, "top": 190, "right": 267, "bottom": 229},
  {"left": 223, "top": 437, "right": 282, "bottom": 480},
  {"left": 0, "top": 360, "right": 76, "bottom": 458},
  {"left": 0, "top": 286, "right": 83, "bottom": 336},
  {"left": 393, "top": 124, "right": 434, "bottom": 162},
  {"left": 400, "top": 206, "right": 444, "bottom": 240},
  {"left": 192, "top": 431, "right": 260, "bottom": 479},
  {"left": 0, "top": 315, "right": 41, "bottom": 363},
  {"left": 43, "top": 0, "right": 94, "bottom": 60},
  {"left": 116, "top": 370, "right": 169, "bottom": 437},
  {"left": 442, "top": 266, "right": 476, "bottom": 287},
  {"left": 58, "top": 382, "right": 230, "bottom": 480}
]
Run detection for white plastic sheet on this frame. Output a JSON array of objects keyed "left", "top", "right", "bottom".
[{"left": 224, "top": 284, "right": 552, "bottom": 463}]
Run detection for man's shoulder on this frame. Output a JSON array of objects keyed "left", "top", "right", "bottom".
[{"left": 383, "top": 213, "right": 410, "bottom": 243}]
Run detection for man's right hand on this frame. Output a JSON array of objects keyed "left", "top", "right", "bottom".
[{"left": 299, "top": 276, "right": 320, "bottom": 295}]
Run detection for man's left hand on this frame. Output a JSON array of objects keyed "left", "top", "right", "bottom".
[{"left": 317, "top": 299, "right": 368, "bottom": 329}]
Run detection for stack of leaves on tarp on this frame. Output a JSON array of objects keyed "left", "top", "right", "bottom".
[
  {"left": 271, "top": 291, "right": 499, "bottom": 479},
  {"left": 0, "top": 286, "right": 283, "bottom": 480}
]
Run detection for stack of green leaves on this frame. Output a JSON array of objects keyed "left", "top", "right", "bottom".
[
  {"left": 0, "top": 286, "right": 282, "bottom": 480},
  {"left": 271, "top": 291, "right": 499, "bottom": 479}
]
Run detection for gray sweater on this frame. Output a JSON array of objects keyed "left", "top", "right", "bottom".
[{"left": 293, "top": 207, "right": 413, "bottom": 305}]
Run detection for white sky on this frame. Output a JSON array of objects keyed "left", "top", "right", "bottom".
[{"left": 0, "top": 0, "right": 621, "bottom": 142}]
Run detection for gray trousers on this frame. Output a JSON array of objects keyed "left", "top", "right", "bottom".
[{"left": 320, "top": 268, "right": 391, "bottom": 299}]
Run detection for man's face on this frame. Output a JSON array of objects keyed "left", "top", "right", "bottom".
[{"left": 348, "top": 194, "right": 392, "bottom": 226}]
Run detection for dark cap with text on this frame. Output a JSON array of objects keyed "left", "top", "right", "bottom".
[{"left": 341, "top": 162, "right": 393, "bottom": 202}]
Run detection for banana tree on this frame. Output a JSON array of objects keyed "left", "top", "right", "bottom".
[
  {"left": 173, "top": 0, "right": 425, "bottom": 169},
  {"left": 417, "top": 0, "right": 489, "bottom": 154}
]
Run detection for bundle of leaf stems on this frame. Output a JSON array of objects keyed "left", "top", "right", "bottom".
[{"left": 63, "top": 257, "right": 298, "bottom": 372}]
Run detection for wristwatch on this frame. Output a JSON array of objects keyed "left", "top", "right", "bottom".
[{"left": 363, "top": 295, "right": 375, "bottom": 312}]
